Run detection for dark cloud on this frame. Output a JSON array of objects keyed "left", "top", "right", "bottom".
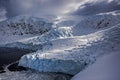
[
  {"left": 0, "top": 0, "right": 119, "bottom": 19},
  {"left": 71, "top": 0, "right": 120, "bottom": 16},
  {"left": 0, "top": 0, "right": 18, "bottom": 18},
  {"left": 0, "top": 0, "right": 71, "bottom": 18}
]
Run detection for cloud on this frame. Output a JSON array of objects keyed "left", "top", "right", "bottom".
[
  {"left": 0, "top": 0, "right": 119, "bottom": 20},
  {"left": 0, "top": 0, "right": 75, "bottom": 18},
  {"left": 70, "top": 0, "right": 120, "bottom": 16},
  {"left": 0, "top": 7, "right": 7, "bottom": 22}
]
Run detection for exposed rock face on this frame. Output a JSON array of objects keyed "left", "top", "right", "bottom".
[{"left": 0, "top": 66, "right": 5, "bottom": 73}]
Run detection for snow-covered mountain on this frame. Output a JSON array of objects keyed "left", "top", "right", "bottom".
[
  {"left": 1, "top": 11, "right": 120, "bottom": 44},
  {"left": 0, "top": 10, "right": 120, "bottom": 80},
  {"left": 19, "top": 23, "right": 120, "bottom": 75},
  {"left": 0, "top": 15, "right": 53, "bottom": 44},
  {"left": 3, "top": 26, "right": 73, "bottom": 50},
  {"left": 19, "top": 27, "right": 73, "bottom": 44},
  {"left": 73, "top": 11, "right": 120, "bottom": 35}
]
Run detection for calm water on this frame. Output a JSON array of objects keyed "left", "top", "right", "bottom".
[{"left": 0, "top": 47, "right": 34, "bottom": 67}]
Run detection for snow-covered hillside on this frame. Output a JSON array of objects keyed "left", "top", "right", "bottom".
[
  {"left": 0, "top": 15, "right": 53, "bottom": 44},
  {"left": 3, "top": 26, "right": 73, "bottom": 50},
  {"left": 73, "top": 11, "right": 120, "bottom": 35},
  {"left": 19, "top": 27, "right": 73, "bottom": 44},
  {"left": 71, "top": 51, "right": 120, "bottom": 80},
  {"left": 19, "top": 24, "right": 120, "bottom": 75},
  {"left": 1, "top": 11, "right": 120, "bottom": 45},
  {"left": 0, "top": 70, "right": 71, "bottom": 80}
]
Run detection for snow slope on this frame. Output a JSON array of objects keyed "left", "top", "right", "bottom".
[
  {"left": 71, "top": 51, "right": 120, "bottom": 80},
  {"left": 3, "top": 27, "right": 73, "bottom": 50},
  {"left": 0, "top": 15, "right": 53, "bottom": 44},
  {"left": 73, "top": 11, "right": 120, "bottom": 36},
  {"left": 19, "top": 27, "right": 73, "bottom": 44},
  {"left": 19, "top": 24, "right": 120, "bottom": 75},
  {"left": 1, "top": 11, "right": 119, "bottom": 44},
  {"left": 0, "top": 70, "right": 71, "bottom": 80}
]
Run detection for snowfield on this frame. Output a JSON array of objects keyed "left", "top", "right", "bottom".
[
  {"left": 73, "top": 12, "right": 120, "bottom": 36},
  {"left": 0, "top": 70, "right": 71, "bottom": 80},
  {"left": 71, "top": 52, "right": 120, "bottom": 80}
]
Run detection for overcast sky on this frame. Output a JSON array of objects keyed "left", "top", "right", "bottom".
[{"left": 0, "top": 0, "right": 120, "bottom": 21}]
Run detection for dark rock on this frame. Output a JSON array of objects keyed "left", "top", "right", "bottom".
[
  {"left": 8, "top": 62, "right": 27, "bottom": 71},
  {"left": 54, "top": 75, "right": 71, "bottom": 80},
  {"left": 0, "top": 70, "right": 6, "bottom": 73},
  {"left": 0, "top": 66, "right": 4, "bottom": 71},
  {"left": 0, "top": 66, "right": 5, "bottom": 74}
]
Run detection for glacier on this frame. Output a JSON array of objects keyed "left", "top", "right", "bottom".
[
  {"left": 3, "top": 26, "right": 73, "bottom": 51},
  {"left": 19, "top": 24, "right": 120, "bottom": 75}
]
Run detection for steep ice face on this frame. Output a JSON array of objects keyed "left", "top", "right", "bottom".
[
  {"left": 19, "top": 24, "right": 120, "bottom": 75},
  {"left": 0, "top": 15, "right": 53, "bottom": 44},
  {"left": 73, "top": 13, "right": 120, "bottom": 36},
  {"left": 3, "top": 27, "right": 73, "bottom": 50}
]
